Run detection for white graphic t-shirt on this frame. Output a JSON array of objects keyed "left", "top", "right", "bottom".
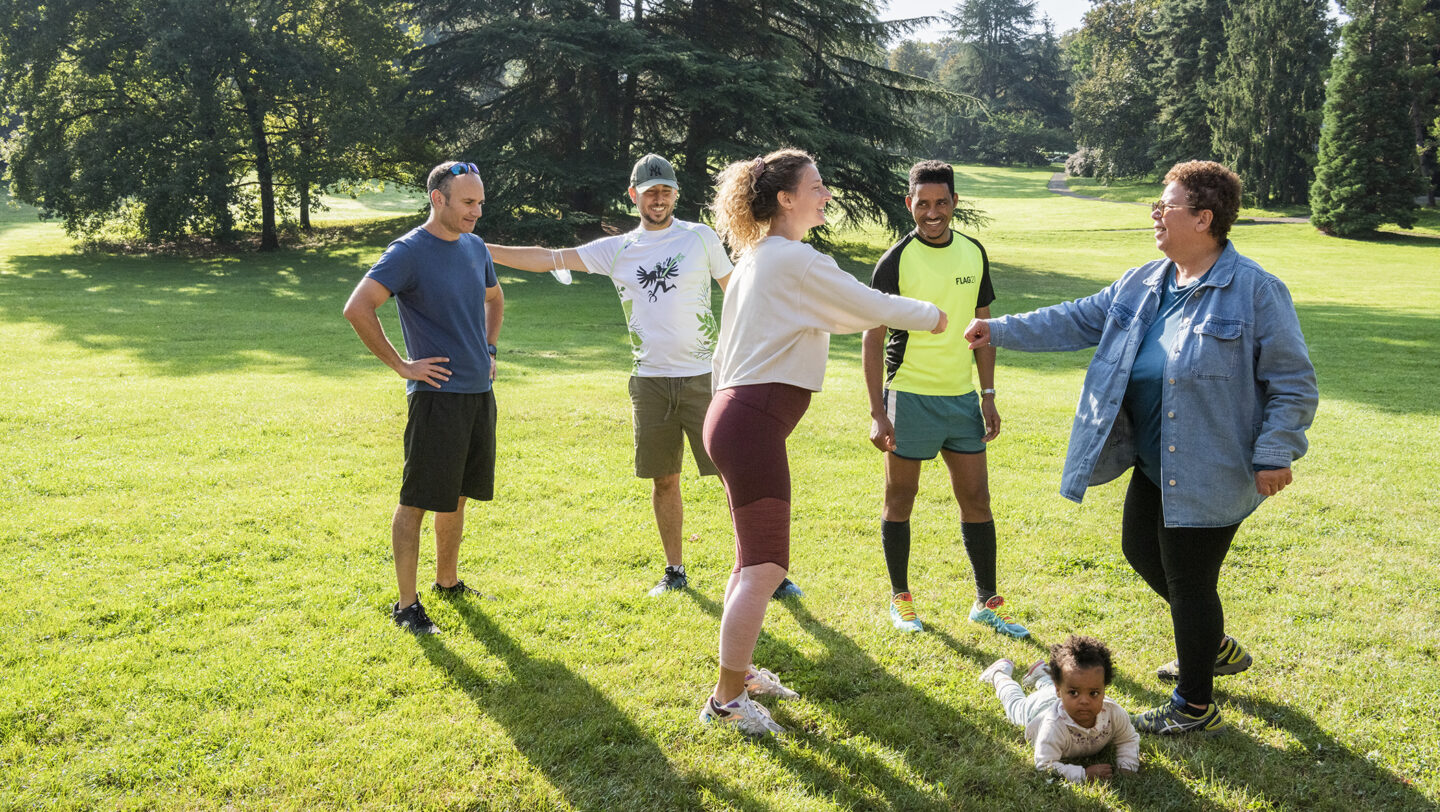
[{"left": 576, "top": 219, "right": 733, "bottom": 377}]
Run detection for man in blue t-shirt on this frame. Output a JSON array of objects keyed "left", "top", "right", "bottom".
[{"left": 343, "top": 161, "right": 504, "bottom": 635}]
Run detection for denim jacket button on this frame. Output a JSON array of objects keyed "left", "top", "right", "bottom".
[
  {"left": 1167, "top": 411, "right": 1175, "bottom": 418},
  {"left": 1168, "top": 479, "right": 1177, "bottom": 486},
  {"left": 1168, "top": 445, "right": 1176, "bottom": 452},
  {"left": 1168, "top": 378, "right": 1175, "bottom": 384}
]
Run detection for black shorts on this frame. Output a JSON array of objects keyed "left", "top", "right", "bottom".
[{"left": 400, "top": 390, "right": 496, "bottom": 513}]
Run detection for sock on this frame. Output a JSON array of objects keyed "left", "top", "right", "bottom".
[
  {"left": 962, "top": 520, "right": 998, "bottom": 602},
  {"left": 881, "top": 520, "right": 911, "bottom": 595},
  {"left": 667, "top": 564, "right": 686, "bottom": 576}
]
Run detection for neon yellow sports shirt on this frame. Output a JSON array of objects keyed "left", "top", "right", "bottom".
[{"left": 869, "top": 229, "right": 994, "bottom": 396}]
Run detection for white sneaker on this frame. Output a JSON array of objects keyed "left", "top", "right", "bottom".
[
  {"left": 745, "top": 666, "right": 799, "bottom": 700},
  {"left": 699, "top": 692, "right": 785, "bottom": 736},
  {"left": 1020, "top": 659, "right": 1049, "bottom": 690},
  {"left": 978, "top": 658, "right": 1015, "bottom": 686}
]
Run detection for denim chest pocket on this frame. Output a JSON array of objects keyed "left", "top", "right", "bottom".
[
  {"left": 1095, "top": 303, "right": 1137, "bottom": 363},
  {"left": 1189, "top": 316, "right": 1244, "bottom": 379}
]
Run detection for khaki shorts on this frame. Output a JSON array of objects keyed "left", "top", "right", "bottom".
[{"left": 628, "top": 374, "right": 719, "bottom": 479}]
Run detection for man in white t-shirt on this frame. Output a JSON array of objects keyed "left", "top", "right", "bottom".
[{"left": 492, "top": 155, "right": 803, "bottom": 598}]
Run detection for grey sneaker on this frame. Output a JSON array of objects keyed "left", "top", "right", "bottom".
[
  {"left": 745, "top": 666, "right": 799, "bottom": 700},
  {"left": 1157, "top": 635, "right": 1252, "bottom": 682},
  {"left": 648, "top": 566, "right": 688, "bottom": 596},
  {"left": 392, "top": 599, "right": 438, "bottom": 635},
  {"left": 432, "top": 580, "right": 486, "bottom": 599},
  {"left": 699, "top": 693, "right": 785, "bottom": 736},
  {"left": 978, "top": 658, "right": 1015, "bottom": 687}
]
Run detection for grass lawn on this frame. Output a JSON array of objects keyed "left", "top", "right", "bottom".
[
  {"left": 1064, "top": 174, "right": 1440, "bottom": 236},
  {"left": 2, "top": 168, "right": 1437, "bottom": 810}
]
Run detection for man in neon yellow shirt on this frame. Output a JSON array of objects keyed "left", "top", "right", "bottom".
[{"left": 862, "top": 160, "right": 1028, "bottom": 637}]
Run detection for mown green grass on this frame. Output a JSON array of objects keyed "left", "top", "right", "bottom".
[
  {"left": 1064, "top": 174, "right": 1440, "bottom": 235},
  {"left": 2, "top": 169, "right": 1437, "bottom": 810}
]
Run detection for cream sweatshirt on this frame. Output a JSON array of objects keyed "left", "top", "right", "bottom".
[
  {"left": 713, "top": 236, "right": 941, "bottom": 391},
  {"left": 1024, "top": 698, "right": 1141, "bottom": 783}
]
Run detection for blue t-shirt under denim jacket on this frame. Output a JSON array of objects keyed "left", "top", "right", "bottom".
[
  {"left": 366, "top": 227, "right": 499, "bottom": 395},
  {"left": 989, "top": 241, "right": 1318, "bottom": 528}
]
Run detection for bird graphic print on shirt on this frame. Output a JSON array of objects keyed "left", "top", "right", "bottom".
[{"left": 636, "top": 253, "right": 683, "bottom": 302}]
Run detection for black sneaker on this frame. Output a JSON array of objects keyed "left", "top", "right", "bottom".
[
  {"left": 392, "top": 599, "right": 439, "bottom": 634},
  {"left": 771, "top": 577, "right": 804, "bottom": 600},
  {"left": 648, "top": 566, "right": 688, "bottom": 596},
  {"left": 432, "top": 579, "right": 485, "bottom": 599}
]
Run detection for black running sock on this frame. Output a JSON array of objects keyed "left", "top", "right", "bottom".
[
  {"left": 881, "top": 520, "right": 911, "bottom": 595},
  {"left": 961, "top": 520, "right": 998, "bottom": 602}
]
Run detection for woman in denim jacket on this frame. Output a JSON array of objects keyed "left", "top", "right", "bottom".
[{"left": 964, "top": 161, "right": 1318, "bottom": 737}]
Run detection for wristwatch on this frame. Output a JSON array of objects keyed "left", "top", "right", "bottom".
[
  {"left": 487, "top": 343, "right": 498, "bottom": 356},
  {"left": 981, "top": 388, "right": 996, "bottom": 396}
]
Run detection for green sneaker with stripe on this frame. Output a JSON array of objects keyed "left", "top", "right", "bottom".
[
  {"left": 1132, "top": 691, "right": 1226, "bottom": 736},
  {"left": 1156, "top": 635, "right": 1252, "bottom": 682}
]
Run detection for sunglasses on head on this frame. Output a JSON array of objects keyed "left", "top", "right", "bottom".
[{"left": 448, "top": 162, "right": 479, "bottom": 176}]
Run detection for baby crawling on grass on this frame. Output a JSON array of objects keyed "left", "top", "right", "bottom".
[{"left": 979, "top": 634, "right": 1140, "bottom": 783}]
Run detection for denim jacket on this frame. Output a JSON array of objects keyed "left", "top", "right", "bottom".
[{"left": 990, "top": 242, "right": 1317, "bottom": 527}]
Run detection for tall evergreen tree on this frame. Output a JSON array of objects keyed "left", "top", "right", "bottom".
[
  {"left": 1209, "top": 0, "right": 1332, "bottom": 205},
  {"left": 946, "top": 0, "right": 1037, "bottom": 103},
  {"left": 408, "top": 0, "right": 655, "bottom": 239},
  {"left": 1147, "top": 0, "right": 1228, "bottom": 171},
  {"left": 918, "top": 0, "right": 1069, "bottom": 164},
  {"left": 1068, "top": 0, "right": 1160, "bottom": 179},
  {"left": 1408, "top": 0, "right": 1440, "bottom": 205},
  {"left": 412, "top": 0, "right": 958, "bottom": 240},
  {"left": 1311, "top": 0, "right": 1421, "bottom": 236}
]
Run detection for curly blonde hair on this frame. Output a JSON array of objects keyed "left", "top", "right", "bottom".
[{"left": 711, "top": 148, "right": 815, "bottom": 257}]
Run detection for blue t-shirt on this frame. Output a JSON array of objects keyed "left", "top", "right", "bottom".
[
  {"left": 365, "top": 227, "right": 499, "bottom": 394},
  {"left": 1124, "top": 265, "right": 1208, "bottom": 484}
]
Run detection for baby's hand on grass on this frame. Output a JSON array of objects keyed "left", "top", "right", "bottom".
[{"left": 1084, "top": 764, "right": 1113, "bottom": 782}]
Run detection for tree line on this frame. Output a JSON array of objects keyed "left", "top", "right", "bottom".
[
  {"left": 1, "top": 0, "right": 1436, "bottom": 248},
  {"left": 896, "top": 0, "right": 1437, "bottom": 235}
]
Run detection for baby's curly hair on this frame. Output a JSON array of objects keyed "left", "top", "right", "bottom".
[
  {"left": 1046, "top": 634, "right": 1114, "bottom": 686},
  {"left": 711, "top": 148, "right": 815, "bottom": 257}
]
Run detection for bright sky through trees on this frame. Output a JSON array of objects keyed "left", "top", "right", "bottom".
[{"left": 881, "top": 0, "right": 1087, "bottom": 38}]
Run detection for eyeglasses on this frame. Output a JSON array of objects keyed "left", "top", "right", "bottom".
[
  {"left": 448, "top": 162, "right": 479, "bottom": 176},
  {"left": 1151, "top": 200, "right": 1195, "bottom": 215}
]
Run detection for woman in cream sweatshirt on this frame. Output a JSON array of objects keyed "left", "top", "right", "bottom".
[{"left": 697, "top": 148, "right": 946, "bottom": 736}]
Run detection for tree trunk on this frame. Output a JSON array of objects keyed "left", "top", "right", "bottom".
[{"left": 239, "top": 79, "right": 279, "bottom": 250}]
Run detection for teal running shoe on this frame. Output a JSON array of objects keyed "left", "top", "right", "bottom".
[{"left": 968, "top": 595, "right": 1029, "bottom": 638}]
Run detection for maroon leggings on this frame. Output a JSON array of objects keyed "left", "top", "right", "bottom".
[{"left": 702, "top": 383, "right": 813, "bottom": 571}]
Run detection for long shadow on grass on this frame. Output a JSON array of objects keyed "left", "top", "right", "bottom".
[
  {"left": 1058, "top": 668, "right": 1435, "bottom": 808},
  {"left": 417, "top": 603, "right": 700, "bottom": 811},
  {"left": 1189, "top": 693, "right": 1435, "bottom": 810},
  {"left": 683, "top": 590, "right": 1122, "bottom": 809},
  {"left": 0, "top": 240, "right": 660, "bottom": 379}
]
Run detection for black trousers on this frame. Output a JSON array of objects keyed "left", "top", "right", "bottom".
[{"left": 1120, "top": 471, "right": 1241, "bottom": 706}]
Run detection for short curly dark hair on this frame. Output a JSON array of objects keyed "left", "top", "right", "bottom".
[
  {"left": 1164, "top": 160, "right": 1241, "bottom": 243},
  {"left": 908, "top": 160, "right": 955, "bottom": 196},
  {"left": 1046, "top": 634, "right": 1114, "bottom": 686}
]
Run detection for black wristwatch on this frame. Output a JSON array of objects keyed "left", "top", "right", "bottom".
[{"left": 487, "top": 343, "right": 498, "bottom": 356}]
